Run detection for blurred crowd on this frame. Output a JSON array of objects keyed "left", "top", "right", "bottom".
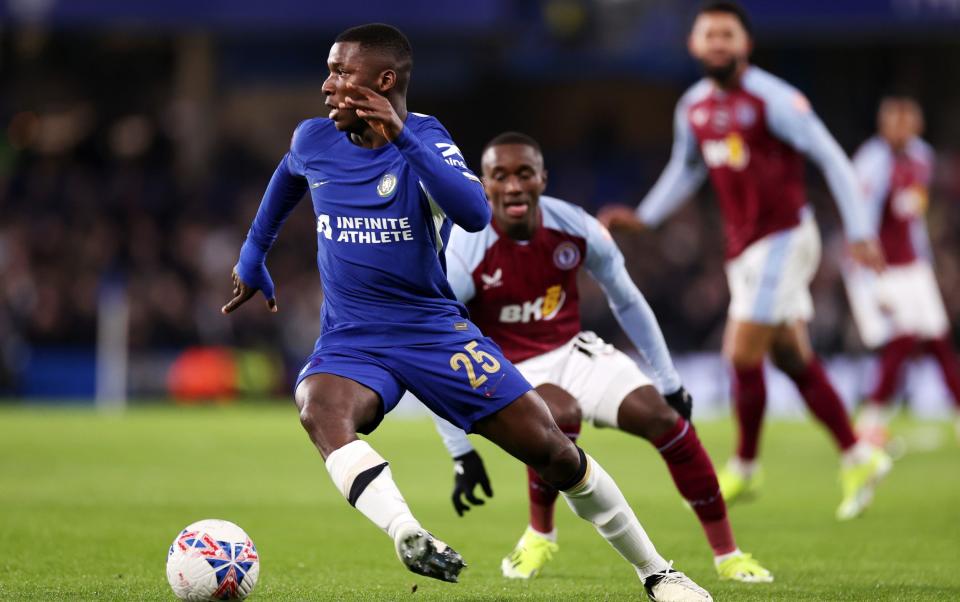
[{"left": 1, "top": 32, "right": 960, "bottom": 393}]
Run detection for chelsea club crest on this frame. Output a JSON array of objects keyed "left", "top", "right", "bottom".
[{"left": 377, "top": 173, "right": 398, "bottom": 197}]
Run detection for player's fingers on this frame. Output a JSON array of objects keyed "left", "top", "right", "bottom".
[
  {"left": 221, "top": 290, "right": 253, "bottom": 314},
  {"left": 265, "top": 297, "right": 278, "bottom": 313},
  {"left": 871, "top": 250, "right": 887, "bottom": 272},
  {"left": 345, "top": 82, "right": 377, "bottom": 98},
  {"left": 480, "top": 478, "right": 493, "bottom": 498},
  {"left": 342, "top": 96, "right": 379, "bottom": 112},
  {"left": 452, "top": 493, "right": 468, "bottom": 516},
  {"left": 464, "top": 490, "right": 485, "bottom": 506}
]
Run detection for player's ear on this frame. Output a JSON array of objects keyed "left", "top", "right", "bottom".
[
  {"left": 377, "top": 69, "right": 397, "bottom": 94},
  {"left": 539, "top": 168, "right": 548, "bottom": 194}
]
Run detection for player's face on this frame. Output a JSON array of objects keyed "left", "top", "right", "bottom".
[
  {"left": 879, "top": 100, "right": 923, "bottom": 151},
  {"left": 482, "top": 144, "right": 547, "bottom": 239},
  {"left": 323, "top": 42, "right": 384, "bottom": 133},
  {"left": 688, "top": 12, "right": 750, "bottom": 83}
]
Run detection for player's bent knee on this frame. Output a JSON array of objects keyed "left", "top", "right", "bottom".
[
  {"left": 617, "top": 386, "right": 679, "bottom": 441},
  {"left": 771, "top": 344, "right": 808, "bottom": 378},
  {"left": 726, "top": 347, "right": 765, "bottom": 371},
  {"left": 295, "top": 375, "right": 380, "bottom": 456},
  {"left": 295, "top": 380, "right": 332, "bottom": 429},
  {"left": 536, "top": 438, "right": 585, "bottom": 489}
]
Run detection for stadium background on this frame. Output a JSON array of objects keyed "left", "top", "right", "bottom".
[{"left": 1, "top": 0, "right": 959, "bottom": 414}]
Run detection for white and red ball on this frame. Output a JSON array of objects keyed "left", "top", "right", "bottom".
[{"left": 166, "top": 519, "right": 260, "bottom": 601}]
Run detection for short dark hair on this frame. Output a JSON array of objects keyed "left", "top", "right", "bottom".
[
  {"left": 335, "top": 23, "right": 413, "bottom": 92},
  {"left": 483, "top": 131, "right": 542, "bottom": 156},
  {"left": 336, "top": 23, "right": 412, "bottom": 62},
  {"left": 696, "top": 1, "right": 752, "bottom": 35}
]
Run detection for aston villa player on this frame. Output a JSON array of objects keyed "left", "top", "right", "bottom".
[
  {"left": 434, "top": 132, "right": 771, "bottom": 584},
  {"left": 599, "top": 2, "right": 892, "bottom": 521}
]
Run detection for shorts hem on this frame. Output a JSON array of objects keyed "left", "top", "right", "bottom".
[{"left": 294, "top": 367, "right": 392, "bottom": 435}]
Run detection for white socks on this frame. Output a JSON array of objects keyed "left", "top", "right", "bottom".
[
  {"left": 728, "top": 456, "right": 759, "bottom": 479},
  {"left": 714, "top": 548, "right": 743, "bottom": 565},
  {"left": 560, "top": 454, "right": 669, "bottom": 579},
  {"left": 529, "top": 526, "right": 557, "bottom": 542},
  {"left": 325, "top": 440, "right": 421, "bottom": 542},
  {"left": 841, "top": 440, "right": 874, "bottom": 467}
]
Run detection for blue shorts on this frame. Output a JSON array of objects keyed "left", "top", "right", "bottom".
[{"left": 295, "top": 333, "right": 532, "bottom": 433}]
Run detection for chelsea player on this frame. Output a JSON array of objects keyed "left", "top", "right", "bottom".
[{"left": 222, "top": 24, "right": 710, "bottom": 600}]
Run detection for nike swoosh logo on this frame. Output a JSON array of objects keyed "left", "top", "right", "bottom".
[{"left": 311, "top": 180, "right": 330, "bottom": 188}]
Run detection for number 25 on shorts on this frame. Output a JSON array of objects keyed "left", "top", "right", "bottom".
[{"left": 449, "top": 341, "right": 502, "bottom": 389}]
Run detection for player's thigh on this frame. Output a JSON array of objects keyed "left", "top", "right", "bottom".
[
  {"left": 471, "top": 389, "right": 580, "bottom": 481},
  {"left": 534, "top": 383, "right": 582, "bottom": 428},
  {"left": 616, "top": 385, "right": 680, "bottom": 441},
  {"left": 558, "top": 332, "right": 654, "bottom": 429},
  {"left": 294, "top": 373, "right": 383, "bottom": 455},
  {"left": 294, "top": 347, "right": 404, "bottom": 455}
]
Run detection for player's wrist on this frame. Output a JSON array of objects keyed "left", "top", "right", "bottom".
[
  {"left": 453, "top": 449, "right": 481, "bottom": 465},
  {"left": 390, "top": 122, "right": 412, "bottom": 147},
  {"left": 238, "top": 238, "right": 268, "bottom": 267}
]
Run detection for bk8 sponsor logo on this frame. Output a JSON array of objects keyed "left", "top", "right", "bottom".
[
  {"left": 701, "top": 133, "right": 750, "bottom": 170},
  {"left": 499, "top": 285, "right": 566, "bottom": 324}
]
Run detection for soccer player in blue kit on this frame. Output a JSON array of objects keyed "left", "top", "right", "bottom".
[{"left": 222, "top": 24, "right": 710, "bottom": 600}]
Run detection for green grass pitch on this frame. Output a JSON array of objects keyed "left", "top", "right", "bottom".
[{"left": 1, "top": 403, "right": 958, "bottom": 600}]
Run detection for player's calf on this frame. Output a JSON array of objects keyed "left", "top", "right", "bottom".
[
  {"left": 325, "top": 438, "right": 465, "bottom": 582},
  {"left": 477, "top": 391, "right": 711, "bottom": 596}
]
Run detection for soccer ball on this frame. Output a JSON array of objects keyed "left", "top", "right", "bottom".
[{"left": 166, "top": 519, "right": 260, "bottom": 601}]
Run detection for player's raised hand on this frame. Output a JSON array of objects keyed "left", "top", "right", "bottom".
[
  {"left": 597, "top": 203, "right": 646, "bottom": 232},
  {"left": 451, "top": 450, "right": 493, "bottom": 516},
  {"left": 342, "top": 82, "right": 404, "bottom": 141},
  {"left": 849, "top": 239, "right": 886, "bottom": 273},
  {"left": 221, "top": 265, "right": 278, "bottom": 314}
]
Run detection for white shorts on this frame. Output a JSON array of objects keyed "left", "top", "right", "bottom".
[
  {"left": 726, "top": 213, "right": 821, "bottom": 325},
  {"left": 515, "top": 332, "right": 652, "bottom": 428},
  {"left": 843, "top": 260, "right": 950, "bottom": 349}
]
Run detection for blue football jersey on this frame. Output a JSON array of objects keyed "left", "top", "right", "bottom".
[{"left": 237, "top": 113, "right": 491, "bottom": 349}]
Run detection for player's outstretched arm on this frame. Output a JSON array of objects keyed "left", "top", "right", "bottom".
[
  {"left": 765, "top": 89, "right": 885, "bottom": 271},
  {"left": 582, "top": 213, "right": 683, "bottom": 397},
  {"left": 601, "top": 99, "right": 707, "bottom": 231},
  {"left": 851, "top": 139, "right": 893, "bottom": 236},
  {"left": 222, "top": 151, "right": 308, "bottom": 314},
  {"left": 343, "top": 83, "right": 490, "bottom": 231},
  {"left": 430, "top": 412, "right": 494, "bottom": 516}
]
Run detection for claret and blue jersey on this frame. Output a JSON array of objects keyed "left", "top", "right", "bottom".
[{"left": 236, "top": 112, "right": 532, "bottom": 431}]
